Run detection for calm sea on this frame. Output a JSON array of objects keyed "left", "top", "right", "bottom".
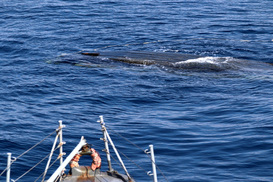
[{"left": 1, "top": 0, "right": 273, "bottom": 181}]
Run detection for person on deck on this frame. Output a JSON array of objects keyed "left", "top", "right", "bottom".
[{"left": 69, "top": 143, "right": 101, "bottom": 171}]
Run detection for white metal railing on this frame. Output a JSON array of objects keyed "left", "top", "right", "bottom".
[
  {"left": 145, "top": 145, "right": 158, "bottom": 182},
  {"left": 42, "top": 120, "right": 66, "bottom": 182},
  {"left": 4, "top": 116, "right": 162, "bottom": 182},
  {"left": 46, "top": 136, "right": 86, "bottom": 182},
  {"left": 6, "top": 153, "right": 12, "bottom": 182},
  {"left": 3, "top": 121, "right": 66, "bottom": 182},
  {"left": 98, "top": 116, "right": 133, "bottom": 181}
]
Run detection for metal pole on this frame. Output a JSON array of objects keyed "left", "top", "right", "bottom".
[
  {"left": 59, "top": 120, "right": 64, "bottom": 166},
  {"left": 42, "top": 133, "right": 59, "bottom": 182},
  {"left": 98, "top": 116, "right": 132, "bottom": 180},
  {"left": 149, "top": 145, "right": 158, "bottom": 182},
  {"left": 105, "top": 129, "right": 132, "bottom": 180},
  {"left": 6, "top": 153, "right": 11, "bottom": 182},
  {"left": 47, "top": 137, "right": 86, "bottom": 182},
  {"left": 98, "top": 116, "right": 113, "bottom": 172}
]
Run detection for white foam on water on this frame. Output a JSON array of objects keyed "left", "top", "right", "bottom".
[
  {"left": 173, "top": 57, "right": 238, "bottom": 71},
  {"left": 172, "top": 56, "right": 273, "bottom": 72}
]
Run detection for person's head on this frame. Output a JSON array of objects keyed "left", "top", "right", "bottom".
[{"left": 81, "top": 144, "right": 91, "bottom": 152}]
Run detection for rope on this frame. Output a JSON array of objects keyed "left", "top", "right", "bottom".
[
  {"left": 107, "top": 126, "right": 169, "bottom": 182},
  {"left": 14, "top": 144, "right": 60, "bottom": 182},
  {"left": 109, "top": 152, "right": 140, "bottom": 181},
  {"left": 34, "top": 156, "right": 59, "bottom": 182},
  {"left": 14, "top": 153, "right": 51, "bottom": 181},
  {"left": 0, "top": 129, "right": 57, "bottom": 177},
  {"left": 114, "top": 146, "right": 153, "bottom": 180},
  {"left": 107, "top": 126, "right": 146, "bottom": 153}
]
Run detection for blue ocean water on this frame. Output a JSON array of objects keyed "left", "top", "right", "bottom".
[{"left": 1, "top": 0, "right": 273, "bottom": 181}]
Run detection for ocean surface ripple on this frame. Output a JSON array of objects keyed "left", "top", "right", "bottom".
[{"left": 1, "top": 0, "right": 273, "bottom": 181}]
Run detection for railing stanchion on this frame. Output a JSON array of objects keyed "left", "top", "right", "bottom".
[
  {"left": 59, "top": 120, "right": 64, "bottom": 166},
  {"left": 98, "top": 116, "right": 113, "bottom": 172},
  {"left": 6, "top": 153, "right": 11, "bottom": 182},
  {"left": 145, "top": 145, "right": 158, "bottom": 182},
  {"left": 149, "top": 145, "right": 158, "bottom": 182},
  {"left": 98, "top": 116, "right": 132, "bottom": 181}
]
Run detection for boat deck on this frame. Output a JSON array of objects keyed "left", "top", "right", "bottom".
[{"left": 61, "top": 166, "right": 133, "bottom": 182}]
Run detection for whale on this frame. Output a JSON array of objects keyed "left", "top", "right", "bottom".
[
  {"left": 49, "top": 51, "right": 273, "bottom": 72},
  {"left": 81, "top": 51, "right": 201, "bottom": 66}
]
